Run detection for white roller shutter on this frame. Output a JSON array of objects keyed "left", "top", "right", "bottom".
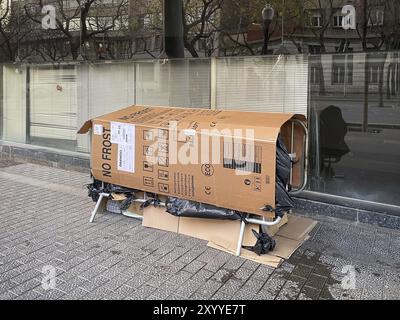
[
  {"left": 2, "top": 65, "right": 27, "bottom": 143},
  {"left": 30, "top": 66, "right": 77, "bottom": 140},
  {"left": 135, "top": 59, "right": 211, "bottom": 108},
  {"left": 87, "top": 62, "right": 135, "bottom": 118},
  {"left": 216, "top": 55, "right": 308, "bottom": 115}
]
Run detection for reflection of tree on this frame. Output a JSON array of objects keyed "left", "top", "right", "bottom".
[
  {"left": 24, "top": 0, "right": 128, "bottom": 60},
  {"left": 182, "top": 0, "right": 224, "bottom": 57},
  {"left": 381, "top": 2, "right": 400, "bottom": 104},
  {"left": 303, "top": 0, "right": 346, "bottom": 95},
  {"left": 131, "top": 0, "right": 224, "bottom": 57},
  {"left": 356, "top": 0, "right": 400, "bottom": 109},
  {"left": 0, "top": 0, "right": 31, "bottom": 61},
  {"left": 386, "top": 52, "right": 399, "bottom": 100},
  {"left": 377, "top": 52, "right": 387, "bottom": 108},
  {"left": 220, "top": 0, "right": 303, "bottom": 56},
  {"left": 31, "top": 36, "right": 70, "bottom": 62},
  {"left": 0, "top": 0, "right": 12, "bottom": 60},
  {"left": 358, "top": 0, "right": 369, "bottom": 132}
]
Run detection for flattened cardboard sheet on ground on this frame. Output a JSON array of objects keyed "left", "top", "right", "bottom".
[
  {"left": 142, "top": 207, "right": 317, "bottom": 268},
  {"left": 207, "top": 235, "right": 311, "bottom": 269},
  {"left": 142, "top": 207, "right": 289, "bottom": 238},
  {"left": 207, "top": 214, "right": 316, "bottom": 268},
  {"left": 142, "top": 206, "right": 180, "bottom": 233}
]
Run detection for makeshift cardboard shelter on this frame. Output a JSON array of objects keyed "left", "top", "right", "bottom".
[
  {"left": 79, "top": 105, "right": 307, "bottom": 219},
  {"left": 79, "top": 105, "right": 311, "bottom": 261}
]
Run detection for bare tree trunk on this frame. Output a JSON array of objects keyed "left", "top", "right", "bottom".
[
  {"left": 387, "top": 63, "right": 393, "bottom": 100},
  {"left": 386, "top": 52, "right": 398, "bottom": 99},
  {"left": 378, "top": 53, "right": 387, "bottom": 107},
  {"left": 183, "top": 40, "right": 199, "bottom": 57},
  {"left": 363, "top": 53, "right": 369, "bottom": 132},
  {"left": 316, "top": 48, "right": 326, "bottom": 96},
  {"left": 261, "top": 20, "right": 271, "bottom": 55},
  {"left": 70, "top": 41, "right": 80, "bottom": 60},
  {"left": 316, "top": 38, "right": 327, "bottom": 95},
  {"left": 362, "top": 0, "right": 369, "bottom": 132}
]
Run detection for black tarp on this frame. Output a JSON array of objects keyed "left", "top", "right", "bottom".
[
  {"left": 274, "top": 135, "right": 295, "bottom": 217},
  {"left": 166, "top": 197, "right": 243, "bottom": 220}
]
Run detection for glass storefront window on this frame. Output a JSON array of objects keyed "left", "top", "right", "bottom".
[
  {"left": 308, "top": 52, "right": 400, "bottom": 206},
  {"left": 2, "top": 54, "right": 400, "bottom": 209}
]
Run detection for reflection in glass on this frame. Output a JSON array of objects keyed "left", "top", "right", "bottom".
[{"left": 309, "top": 52, "right": 400, "bottom": 206}]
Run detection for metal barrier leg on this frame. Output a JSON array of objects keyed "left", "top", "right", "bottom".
[
  {"left": 122, "top": 211, "right": 144, "bottom": 221},
  {"left": 236, "top": 220, "right": 246, "bottom": 257},
  {"left": 89, "top": 193, "right": 109, "bottom": 223},
  {"left": 288, "top": 119, "right": 309, "bottom": 195}
]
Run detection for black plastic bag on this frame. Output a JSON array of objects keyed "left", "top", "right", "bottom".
[
  {"left": 166, "top": 197, "right": 242, "bottom": 220},
  {"left": 275, "top": 135, "right": 294, "bottom": 216},
  {"left": 276, "top": 136, "right": 292, "bottom": 184},
  {"left": 242, "top": 229, "right": 276, "bottom": 255}
]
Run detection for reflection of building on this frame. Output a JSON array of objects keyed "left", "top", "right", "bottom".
[
  {"left": 0, "top": 0, "right": 12, "bottom": 61},
  {"left": 4, "top": 0, "right": 165, "bottom": 62},
  {"left": 218, "top": 1, "right": 400, "bottom": 102},
  {"left": 3, "top": 0, "right": 224, "bottom": 62},
  {"left": 0, "top": 0, "right": 10, "bottom": 17},
  {"left": 2, "top": 0, "right": 227, "bottom": 62},
  {"left": 309, "top": 52, "right": 400, "bottom": 101},
  {"left": 221, "top": 0, "right": 399, "bottom": 55},
  {"left": 3, "top": 0, "right": 400, "bottom": 62}
]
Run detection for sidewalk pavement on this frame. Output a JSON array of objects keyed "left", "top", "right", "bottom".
[{"left": 0, "top": 160, "right": 399, "bottom": 300}]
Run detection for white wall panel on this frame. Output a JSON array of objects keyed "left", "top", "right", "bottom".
[
  {"left": 30, "top": 66, "right": 77, "bottom": 140},
  {"left": 2, "top": 65, "right": 27, "bottom": 143},
  {"left": 216, "top": 55, "right": 308, "bottom": 115}
]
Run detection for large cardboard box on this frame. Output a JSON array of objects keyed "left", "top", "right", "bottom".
[{"left": 79, "top": 105, "right": 305, "bottom": 219}]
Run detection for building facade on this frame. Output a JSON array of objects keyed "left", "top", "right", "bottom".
[{"left": 1, "top": 1, "right": 400, "bottom": 223}]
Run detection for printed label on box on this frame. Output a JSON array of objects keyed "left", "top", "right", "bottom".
[
  {"left": 94, "top": 124, "right": 103, "bottom": 135},
  {"left": 117, "top": 144, "right": 135, "bottom": 173},
  {"left": 111, "top": 122, "right": 135, "bottom": 145}
]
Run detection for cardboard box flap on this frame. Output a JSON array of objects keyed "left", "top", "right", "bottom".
[
  {"left": 78, "top": 120, "right": 92, "bottom": 134},
  {"left": 77, "top": 105, "right": 304, "bottom": 142}
]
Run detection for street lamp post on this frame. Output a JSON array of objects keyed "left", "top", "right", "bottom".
[{"left": 261, "top": 4, "right": 275, "bottom": 55}]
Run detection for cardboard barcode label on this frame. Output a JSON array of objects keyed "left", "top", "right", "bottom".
[
  {"left": 117, "top": 144, "right": 135, "bottom": 173},
  {"left": 223, "top": 142, "right": 262, "bottom": 174}
]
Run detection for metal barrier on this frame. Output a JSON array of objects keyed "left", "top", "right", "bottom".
[
  {"left": 288, "top": 119, "right": 309, "bottom": 195},
  {"left": 89, "top": 192, "right": 283, "bottom": 257}
]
